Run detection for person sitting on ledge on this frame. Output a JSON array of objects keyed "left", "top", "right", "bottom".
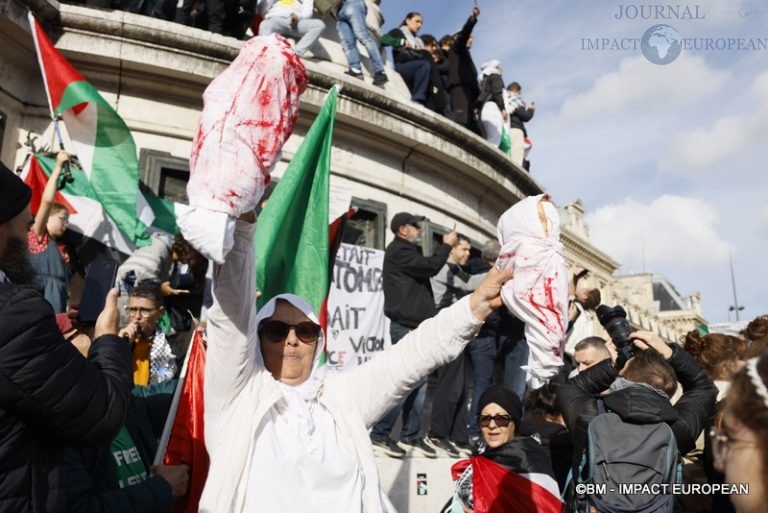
[{"left": 257, "top": 0, "right": 326, "bottom": 58}]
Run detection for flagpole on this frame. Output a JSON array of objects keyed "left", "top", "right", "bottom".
[{"left": 153, "top": 324, "right": 200, "bottom": 466}]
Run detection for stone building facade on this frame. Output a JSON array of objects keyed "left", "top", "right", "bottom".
[{"left": 0, "top": 0, "right": 704, "bottom": 342}]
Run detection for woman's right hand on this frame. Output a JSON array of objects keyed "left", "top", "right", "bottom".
[{"left": 53, "top": 150, "right": 70, "bottom": 174}]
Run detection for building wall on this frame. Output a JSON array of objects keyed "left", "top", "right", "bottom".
[{"left": 0, "top": 0, "right": 705, "bottom": 342}]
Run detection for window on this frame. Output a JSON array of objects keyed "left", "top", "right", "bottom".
[
  {"left": 342, "top": 198, "right": 387, "bottom": 249},
  {"left": 139, "top": 149, "right": 189, "bottom": 202}
]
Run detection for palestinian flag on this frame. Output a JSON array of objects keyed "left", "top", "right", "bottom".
[
  {"left": 22, "top": 154, "right": 177, "bottom": 256},
  {"left": 29, "top": 14, "right": 154, "bottom": 246},
  {"left": 451, "top": 437, "right": 563, "bottom": 513}
]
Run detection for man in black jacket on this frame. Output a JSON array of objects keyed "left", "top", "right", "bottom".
[
  {"left": 370, "top": 212, "right": 456, "bottom": 458},
  {"left": 557, "top": 330, "right": 716, "bottom": 509},
  {"left": 0, "top": 162, "right": 133, "bottom": 513}
]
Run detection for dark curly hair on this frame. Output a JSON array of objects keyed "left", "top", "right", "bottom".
[{"left": 742, "top": 315, "right": 768, "bottom": 342}]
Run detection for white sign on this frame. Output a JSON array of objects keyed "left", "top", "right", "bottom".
[{"left": 326, "top": 243, "right": 391, "bottom": 371}]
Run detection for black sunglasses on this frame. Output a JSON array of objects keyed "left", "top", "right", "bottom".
[
  {"left": 258, "top": 320, "right": 321, "bottom": 344},
  {"left": 478, "top": 414, "right": 513, "bottom": 428}
]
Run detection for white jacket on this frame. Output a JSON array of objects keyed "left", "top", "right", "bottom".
[{"left": 199, "top": 221, "right": 484, "bottom": 513}]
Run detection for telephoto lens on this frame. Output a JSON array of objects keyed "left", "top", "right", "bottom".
[{"left": 596, "top": 305, "right": 635, "bottom": 369}]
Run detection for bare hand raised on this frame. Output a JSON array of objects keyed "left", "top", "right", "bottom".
[
  {"left": 443, "top": 229, "right": 458, "bottom": 247},
  {"left": 94, "top": 288, "right": 120, "bottom": 339},
  {"left": 630, "top": 330, "right": 673, "bottom": 359}
]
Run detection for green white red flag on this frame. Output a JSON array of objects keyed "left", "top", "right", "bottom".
[
  {"left": 28, "top": 13, "right": 154, "bottom": 246},
  {"left": 22, "top": 154, "right": 177, "bottom": 254}
]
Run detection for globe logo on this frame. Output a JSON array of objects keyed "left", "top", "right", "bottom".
[{"left": 641, "top": 24, "right": 683, "bottom": 64}]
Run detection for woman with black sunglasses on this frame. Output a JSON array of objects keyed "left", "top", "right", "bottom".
[
  {"left": 197, "top": 216, "right": 514, "bottom": 513},
  {"left": 448, "top": 386, "right": 562, "bottom": 513}
]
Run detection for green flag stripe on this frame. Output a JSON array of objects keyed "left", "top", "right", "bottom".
[{"left": 255, "top": 87, "right": 338, "bottom": 312}]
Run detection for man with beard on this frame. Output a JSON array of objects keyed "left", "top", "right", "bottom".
[{"left": 0, "top": 162, "right": 133, "bottom": 513}]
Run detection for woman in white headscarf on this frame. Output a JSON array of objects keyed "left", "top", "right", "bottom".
[
  {"left": 477, "top": 59, "right": 507, "bottom": 148},
  {"left": 198, "top": 214, "right": 513, "bottom": 513}
]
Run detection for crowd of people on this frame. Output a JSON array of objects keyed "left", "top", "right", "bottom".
[
  {"left": 2, "top": 8, "right": 766, "bottom": 513},
  {"left": 3, "top": 149, "right": 767, "bottom": 513},
  {"left": 62, "top": 0, "right": 535, "bottom": 170}
]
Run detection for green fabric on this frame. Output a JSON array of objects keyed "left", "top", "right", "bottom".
[
  {"left": 110, "top": 426, "right": 148, "bottom": 488},
  {"left": 499, "top": 124, "right": 512, "bottom": 156},
  {"left": 255, "top": 87, "right": 338, "bottom": 313},
  {"left": 58, "top": 81, "right": 150, "bottom": 246},
  {"left": 36, "top": 154, "right": 177, "bottom": 237}
]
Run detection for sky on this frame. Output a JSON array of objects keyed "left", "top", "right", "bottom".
[{"left": 379, "top": 0, "right": 768, "bottom": 325}]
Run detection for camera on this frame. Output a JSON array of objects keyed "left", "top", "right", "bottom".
[{"left": 596, "top": 305, "right": 635, "bottom": 369}]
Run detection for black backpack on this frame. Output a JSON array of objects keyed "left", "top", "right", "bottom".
[{"left": 570, "top": 398, "right": 682, "bottom": 513}]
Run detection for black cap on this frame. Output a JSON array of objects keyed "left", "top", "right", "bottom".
[
  {"left": 477, "top": 386, "right": 523, "bottom": 427},
  {"left": 390, "top": 212, "right": 425, "bottom": 233},
  {"left": 0, "top": 161, "right": 31, "bottom": 225}
]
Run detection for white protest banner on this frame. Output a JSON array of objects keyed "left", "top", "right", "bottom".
[{"left": 326, "top": 243, "right": 391, "bottom": 371}]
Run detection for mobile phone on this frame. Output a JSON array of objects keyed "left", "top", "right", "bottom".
[{"left": 78, "top": 259, "right": 119, "bottom": 324}]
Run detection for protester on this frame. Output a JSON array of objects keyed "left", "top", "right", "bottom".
[
  {"left": 476, "top": 59, "right": 506, "bottom": 147},
  {"left": 505, "top": 81, "right": 535, "bottom": 169},
  {"left": 441, "top": 5, "right": 481, "bottom": 133},
  {"left": 426, "top": 234, "right": 483, "bottom": 457},
  {"left": 27, "top": 150, "right": 71, "bottom": 312},
  {"left": 64, "top": 377, "right": 189, "bottom": 513},
  {"left": 466, "top": 239, "right": 529, "bottom": 445},
  {"left": 714, "top": 352, "right": 768, "bottom": 513},
  {"left": 0, "top": 161, "right": 133, "bottom": 513},
  {"left": 174, "top": 0, "right": 226, "bottom": 35},
  {"left": 257, "top": 0, "right": 326, "bottom": 58},
  {"left": 380, "top": 12, "right": 434, "bottom": 108},
  {"left": 336, "top": 0, "right": 388, "bottom": 85},
  {"left": 572, "top": 336, "right": 610, "bottom": 373},
  {"left": 118, "top": 284, "right": 178, "bottom": 386},
  {"left": 196, "top": 213, "right": 512, "bottom": 512},
  {"left": 369, "top": 212, "right": 457, "bottom": 459},
  {"left": 447, "top": 386, "right": 562, "bottom": 513},
  {"left": 564, "top": 267, "right": 601, "bottom": 355},
  {"left": 558, "top": 330, "right": 717, "bottom": 512},
  {"left": 116, "top": 233, "right": 198, "bottom": 297},
  {"left": 519, "top": 377, "right": 573, "bottom": 490}
]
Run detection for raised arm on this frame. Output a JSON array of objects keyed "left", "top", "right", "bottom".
[
  {"left": 204, "top": 217, "right": 259, "bottom": 415},
  {"left": 0, "top": 287, "right": 132, "bottom": 445},
  {"left": 31, "top": 151, "right": 68, "bottom": 239},
  {"left": 340, "top": 267, "right": 513, "bottom": 425}
]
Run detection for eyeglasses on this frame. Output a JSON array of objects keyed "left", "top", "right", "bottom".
[
  {"left": 478, "top": 414, "right": 513, "bottom": 428},
  {"left": 709, "top": 426, "right": 757, "bottom": 469},
  {"left": 125, "top": 306, "right": 158, "bottom": 318},
  {"left": 258, "top": 320, "right": 321, "bottom": 344}
]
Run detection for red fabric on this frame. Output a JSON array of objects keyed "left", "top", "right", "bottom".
[
  {"left": 26, "top": 229, "right": 70, "bottom": 264},
  {"left": 163, "top": 330, "right": 209, "bottom": 513},
  {"left": 471, "top": 456, "right": 563, "bottom": 513},
  {"left": 451, "top": 459, "right": 471, "bottom": 481},
  {"left": 24, "top": 156, "right": 76, "bottom": 216},
  {"left": 30, "top": 17, "right": 86, "bottom": 111}
]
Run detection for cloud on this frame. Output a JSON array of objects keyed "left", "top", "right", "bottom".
[
  {"left": 659, "top": 69, "right": 768, "bottom": 174},
  {"left": 556, "top": 55, "right": 730, "bottom": 124},
  {"left": 585, "top": 195, "right": 730, "bottom": 272}
]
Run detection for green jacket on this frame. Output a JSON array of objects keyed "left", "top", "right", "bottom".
[{"left": 64, "top": 381, "right": 178, "bottom": 513}]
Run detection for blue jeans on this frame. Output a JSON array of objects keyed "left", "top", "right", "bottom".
[
  {"left": 466, "top": 335, "right": 498, "bottom": 438},
  {"left": 370, "top": 321, "right": 427, "bottom": 443},
  {"left": 336, "top": 0, "right": 385, "bottom": 74},
  {"left": 258, "top": 16, "right": 326, "bottom": 57},
  {"left": 466, "top": 330, "right": 529, "bottom": 437},
  {"left": 395, "top": 59, "right": 431, "bottom": 103}
]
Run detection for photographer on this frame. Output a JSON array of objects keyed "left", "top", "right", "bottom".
[{"left": 557, "top": 321, "right": 716, "bottom": 512}]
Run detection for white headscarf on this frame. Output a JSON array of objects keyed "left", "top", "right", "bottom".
[
  {"left": 479, "top": 59, "right": 503, "bottom": 81},
  {"left": 245, "top": 293, "right": 363, "bottom": 513}
]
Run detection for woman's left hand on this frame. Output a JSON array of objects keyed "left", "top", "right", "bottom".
[{"left": 469, "top": 266, "right": 514, "bottom": 322}]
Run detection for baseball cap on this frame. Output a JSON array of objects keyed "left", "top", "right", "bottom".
[{"left": 390, "top": 212, "right": 425, "bottom": 233}]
